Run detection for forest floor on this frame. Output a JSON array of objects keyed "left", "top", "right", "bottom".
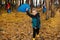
[{"left": 0, "top": 9, "right": 60, "bottom": 40}]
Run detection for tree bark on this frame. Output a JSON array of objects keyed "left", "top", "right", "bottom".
[
  {"left": 20, "top": 0, "right": 21, "bottom": 6},
  {"left": 59, "top": 0, "right": 60, "bottom": 7},
  {"left": 26, "top": 0, "right": 29, "bottom": 4},
  {"left": 30, "top": 0, "right": 33, "bottom": 12},
  {"left": 36, "top": 0, "right": 37, "bottom": 7},
  {"left": 51, "top": 0, "right": 55, "bottom": 17},
  {"left": 22, "top": 0, "right": 24, "bottom": 4},
  {"left": 45, "top": 0, "right": 50, "bottom": 20}
]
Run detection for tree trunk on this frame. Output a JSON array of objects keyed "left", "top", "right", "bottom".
[
  {"left": 30, "top": 0, "right": 33, "bottom": 12},
  {"left": 51, "top": 0, "right": 55, "bottom": 17},
  {"left": 20, "top": 0, "right": 21, "bottom": 6},
  {"left": 39, "top": 0, "right": 41, "bottom": 7},
  {"left": 22, "top": 0, "right": 24, "bottom": 4},
  {"left": 0, "top": 0, "right": 2, "bottom": 14},
  {"left": 45, "top": 0, "right": 50, "bottom": 20},
  {"left": 59, "top": 0, "right": 60, "bottom": 7},
  {"left": 26, "top": 0, "right": 29, "bottom": 4},
  {"left": 36, "top": 0, "right": 37, "bottom": 7}
]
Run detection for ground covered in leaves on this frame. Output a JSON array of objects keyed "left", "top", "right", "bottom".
[{"left": 0, "top": 9, "right": 60, "bottom": 40}]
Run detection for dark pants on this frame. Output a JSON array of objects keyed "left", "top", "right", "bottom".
[
  {"left": 7, "top": 8, "right": 11, "bottom": 13},
  {"left": 33, "top": 27, "right": 40, "bottom": 38}
]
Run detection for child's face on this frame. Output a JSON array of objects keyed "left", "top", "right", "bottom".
[{"left": 32, "top": 9, "right": 37, "bottom": 15}]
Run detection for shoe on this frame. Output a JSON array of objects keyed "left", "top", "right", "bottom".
[
  {"left": 36, "top": 34, "right": 39, "bottom": 37},
  {"left": 32, "top": 38, "right": 35, "bottom": 40}
]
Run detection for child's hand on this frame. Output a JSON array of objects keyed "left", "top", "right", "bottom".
[{"left": 26, "top": 8, "right": 28, "bottom": 11}]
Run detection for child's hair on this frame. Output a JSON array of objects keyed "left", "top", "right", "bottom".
[
  {"left": 32, "top": 8, "right": 36, "bottom": 11},
  {"left": 32, "top": 8, "right": 36, "bottom": 10}
]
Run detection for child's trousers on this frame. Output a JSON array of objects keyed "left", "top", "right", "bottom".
[{"left": 33, "top": 27, "right": 40, "bottom": 38}]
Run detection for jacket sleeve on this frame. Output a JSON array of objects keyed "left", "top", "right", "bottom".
[{"left": 26, "top": 11, "right": 35, "bottom": 18}]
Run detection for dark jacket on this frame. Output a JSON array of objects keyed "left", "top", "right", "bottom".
[{"left": 26, "top": 11, "right": 40, "bottom": 28}]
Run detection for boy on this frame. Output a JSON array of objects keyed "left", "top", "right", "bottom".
[
  {"left": 6, "top": 2, "right": 11, "bottom": 13},
  {"left": 43, "top": 1, "right": 46, "bottom": 13},
  {"left": 26, "top": 8, "right": 41, "bottom": 40}
]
